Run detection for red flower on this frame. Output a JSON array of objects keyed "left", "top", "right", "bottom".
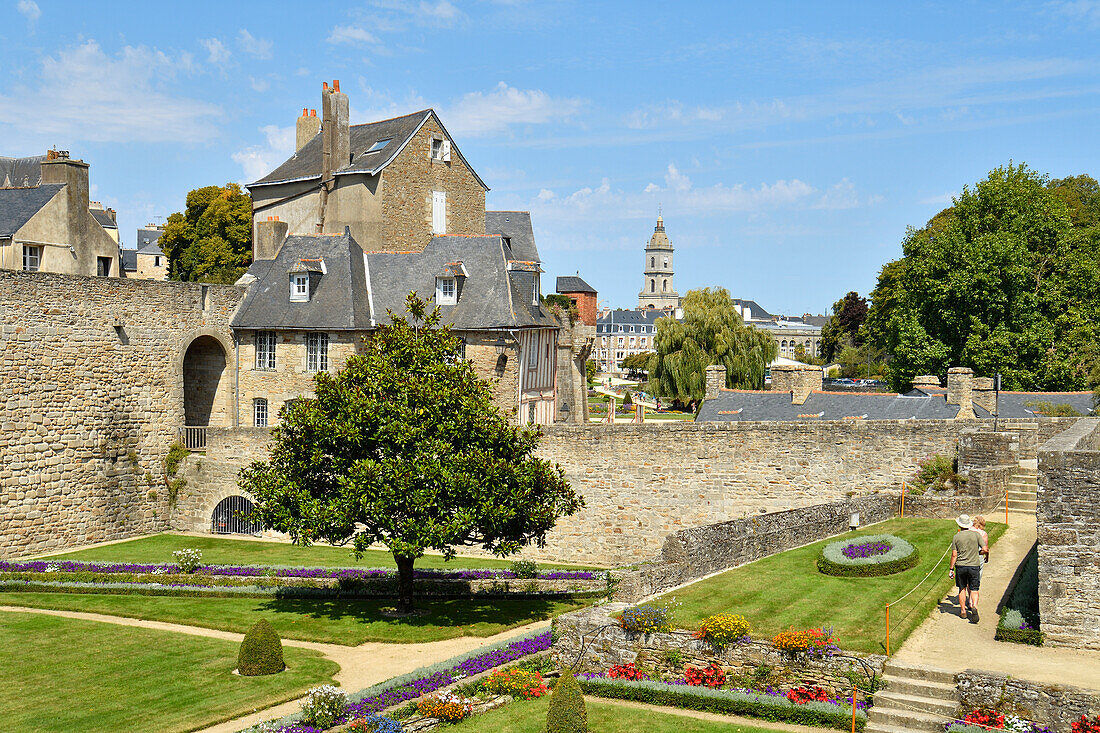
[
  {"left": 1072, "top": 715, "right": 1100, "bottom": 733},
  {"left": 964, "top": 709, "right": 1005, "bottom": 729},
  {"left": 608, "top": 662, "right": 649, "bottom": 681},
  {"left": 787, "top": 686, "right": 830, "bottom": 704},
  {"left": 684, "top": 664, "right": 726, "bottom": 688}
]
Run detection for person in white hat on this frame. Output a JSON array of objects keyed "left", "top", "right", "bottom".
[{"left": 949, "top": 514, "right": 982, "bottom": 621}]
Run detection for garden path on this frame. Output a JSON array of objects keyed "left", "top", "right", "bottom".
[
  {"left": 892, "top": 514, "right": 1100, "bottom": 691},
  {"left": 0, "top": 604, "right": 550, "bottom": 733}
]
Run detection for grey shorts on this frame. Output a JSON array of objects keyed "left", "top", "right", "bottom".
[{"left": 956, "top": 565, "right": 980, "bottom": 591}]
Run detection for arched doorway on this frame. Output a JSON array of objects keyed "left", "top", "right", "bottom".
[
  {"left": 211, "top": 496, "right": 261, "bottom": 535},
  {"left": 182, "top": 335, "right": 229, "bottom": 427}
]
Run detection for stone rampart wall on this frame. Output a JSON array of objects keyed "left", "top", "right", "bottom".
[
  {"left": 1037, "top": 418, "right": 1100, "bottom": 650},
  {"left": 957, "top": 670, "right": 1100, "bottom": 732},
  {"left": 0, "top": 271, "right": 243, "bottom": 558},
  {"left": 173, "top": 427, "right": 272, "bottom": 533}
]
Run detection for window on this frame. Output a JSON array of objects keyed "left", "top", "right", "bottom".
[
  {"left": 154, "top": 256, "right": 161, "bottom": 267},
  {"left": 663, "top": 279, "right": 668, "bottom": 292},
  {"left": 97, "top": 257, "right": 112, "bottom": 276},
  {"left": 650, "top": 257, "right": 654, "bottom": 267},
  {"left": 618, "top": 337, "right": 624, "bottom": 346},
  {"left": 527, "top": 340, "right": 538, "bottom": 369},
  {"left": 290, "top": 274, "right": 309, "bottom": 302},
  {"left": 255, "top": 331, "right": 276, "bottom": 370},
  {"left": 650, "top": 279, "right": 655, "bottom": 292},
  {"left": 430, "top": 137, "right": 451, "bottom": 161},
  {"left": 436, "top": 277, "right": 457, "bottom": 304},
  {"left": 366, "top": 138, "right": 391, "bottom": 153},
  {"left": 432, "top": 191, "right": 446, "bottom": 234},
  {"left": 629, "top": 326, "right": 635, "bottom": 333},
  {"left": 533, "top": 274, "right": 540, "bottom": 306},
  {"left": 22, "top": 245, "right": 40, "bottom": 272},
  {"left": 307, "top": 332, "right": 329, "bottom": 372},
  {"left": 253, "top": 399, "right": 269, "bottom": 427},
  {"left": 664, "top": 257, "right": 669, "bottom": 268}
]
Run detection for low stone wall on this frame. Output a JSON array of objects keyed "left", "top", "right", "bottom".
[
  {"left": 957, "top": 670, "right": 1100, "bottom": 733},
  {"left": 1037, "top": 418, "right": 1100, "bottom": 650},
  {"left": 611, "top": 495, "right": 896, "bottom": 602},
  {"left": 172, "top": 427, "right": 271, "bottom": 534},
  {"left": 552, "top": 605, "right": 885, "bottom": 697}
]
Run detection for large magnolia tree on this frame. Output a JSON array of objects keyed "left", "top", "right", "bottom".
[{"left": 240, "top": 294, "right": 584, "bottom": 612}]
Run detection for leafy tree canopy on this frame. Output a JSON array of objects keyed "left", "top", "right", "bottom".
[
  {"left": 819, "top": 291, "right": 868, "bottom": 362},
  {"left": 239, "top": 294, "right": 583, "bottom": 611},
  {"left": 648, "top": 287, "right": 777, "bottom": 403},
  {"left": 865, "top": 164, "right": 1100, "bottom": 391},
  {"left": 620, "top": 351, "right": 656, "bottom": 378},
  {"left": 160, "top": 183, "right": 253, "bottom": 283}
]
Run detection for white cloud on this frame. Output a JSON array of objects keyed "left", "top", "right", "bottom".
[
  {"left": 812, "top": 179, "right": 882, "bottom": 210},
  {"left": 418, "top": 0, "right": 460, "bottom": 21},
  {"left": 1045, "top": 0, "right": 1100, "bottom": 27},
  {"left": 249, "top": 76, "right": 271, "bottom": 92},
  {"left": 232, "top": 124, "right": 295, "bottom": 183},
  {"left": 200, "top": 38, "right": 231, "bottom": 65},
  {"left": 0, "top": 40, "right": 220, "bottom": 144},
  {"left": 536, "top": 188, "right": 554, "bottom": 200},
  {"left": 327, "top": 26, "right": 381, "bottom": 46},
  {"left": 919, "top": 192, "right": 958, "bottom": 206},
  {"left": 664, "top": 163, "right": 691, "bottom": 191},
  {"left": 444, "top": 82, "right": 583, "bottom": 137},
  {"left": 237, "top": 29, "right": 273, "bottom": 60},
  {"left": 16, "top": 0, "right": 39, "bottom": 26}
]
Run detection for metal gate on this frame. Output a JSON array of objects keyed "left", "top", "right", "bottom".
[{"left": 211, "top": 496, "right": 261, "bottom": 535}]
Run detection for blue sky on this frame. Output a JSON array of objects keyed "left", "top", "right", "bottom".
[{"left": 3, "top": 1, "right": 1099, "bottom": 315}]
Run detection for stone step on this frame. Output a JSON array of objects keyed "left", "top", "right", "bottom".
[
  {"left": 882, "top": 661, "right": 955, "bottom": 685},
  {"left": 875, "top": 690, "right": 957, "bottom": 717},
  {"left": 1007, "top": 499, "right": 1037, "bottom": 510},
  {"left": 884, "top": 676, "right": 957, "bottom": 702},
  {"left": 1015, "top": 466, "right": 1038, "bottom": 475},
  {"left": 1007, "top": 490, "right": 1035, "bottom": 500},
  {"left": 1007, "top": 480, "right": 1037, "bottom": 489},
  {"left": 868, "top": 705, "right": 954, "bottom": 732},
  {"left": 866, "top": 723, "right": 926, "bottom": 733}
]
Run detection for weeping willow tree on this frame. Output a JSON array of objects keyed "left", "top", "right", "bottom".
[{"left": 648, "top": 287, "right": 778, "bottom": 403}]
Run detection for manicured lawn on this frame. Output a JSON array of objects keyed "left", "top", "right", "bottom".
[
  {"left": 0, "top": 592, "right": 588, "bottom": 645},
  {"left": 45, "top": 533, "right": 593, "bottom": 569},
  {"left": 0, "top": 611, "right": 338, "bottom": 733},
  {"left": 447, "top": 697, "right": 783, "bottom": 732},
  {"left": 656, "top": 517, "right": 1006, "bottom": 654}
]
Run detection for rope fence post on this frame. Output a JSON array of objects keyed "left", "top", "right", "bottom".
[
  {"left": 901, "top": 482, "right": 906, "bottom": 518},
  {"left": 1005, "top": 489, "right": 1009, "bottom": 526},
  {"left": 885, "top": 603, "right": 890, "bottom": 656},
  {"left": 851, "top": 683, "right": 858, "bottom": 733}
]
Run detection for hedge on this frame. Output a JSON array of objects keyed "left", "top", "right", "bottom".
[
  {"left": 547, "top": 671, "right": 588, "bottom": 732},
  {"left": 995, "top": 609, "right": 1044, "bottom": 646},
  {"left": 817, "top": 535, "right": 919, "bottom": 577},
  {"left": 577, "top": 677, "right": 866, "bottom": 731},
  {"left": 238, "top": 619, "right": 286, "bottom": 676}
]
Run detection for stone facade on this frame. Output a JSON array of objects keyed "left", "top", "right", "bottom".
[
  {"left": 0, "top": 270, "right": 243, "bottom": 558},
  {"left": 957, "top": 670, "right": 1100, "bottom": 732},
  {"left": 553, "top": 316, "right": 594, "bottom": 424},
  {"left": 1036, "top": 418, "right": 1100, "bottom": 650},
  {"left": 770, "top": 363, "right": 823, "bottom": 404},
  {"left": 173, "top": 427, "right": 272, "bottom": 534},
  {"left": 638, "top": 215, "right": 678, "bottom": 310}
]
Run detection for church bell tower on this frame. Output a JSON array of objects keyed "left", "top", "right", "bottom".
[{"left": 637, "top": 214, "right": 679, "bottom": 310}]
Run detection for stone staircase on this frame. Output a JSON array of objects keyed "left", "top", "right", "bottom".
[
  {"left": 998, "top": 465, "right": 1037, "bottom": 515},
  {"left": 867, "top": 661, "right": 957, "bottom": 733}
]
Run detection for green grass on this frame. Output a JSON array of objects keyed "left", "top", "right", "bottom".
[
  {"left": 0, "top": 592, "right": 589, "bottom": 645},
  {"left": 0, "top": 611, "right": 338, "bottom": 733},
  {"left": 447, "top": 696, "right": 783, "bottom": 733},
  {"left": 44, "top": 533, "right": 593, "bottom": 569},
  {"left": 656, "top": 517, "right": 1006, "bottom": 654}
]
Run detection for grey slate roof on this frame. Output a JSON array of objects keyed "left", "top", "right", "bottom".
[
  {"left": 90, "top": 209, "right": 117, "bottom": 229},
  {"left": 137, "top": 227, "right": 164, "bottom": 248},
  {"left": 994, "top": 392, "right": 1096, "bottom": 418},
  {"left": 232, "top": 230, "right": 371, "bottom": 330},
  {"left": 137, "top": 241, "right": 164, "bottom": 256},
  {"left": 249, "top": 109, "right": 488, "bottom": 191},
  {"left": 121, "top": 249, "right": 138, "bottom": 272},
  {"left": 366, "top": 235, "right": 559, "bottom": 330},
  {"left": 698, "top": 389, "right": 967, "bottom": 422},
  {"left": 733, "top": 298, "right": 774, "bottom": 322},
  {"left": 486, "top": 211, "right": 539, "bottom": 262},
  {"left": 556, "top": 275, "right": 596, "bottom": 294},
  {"left": 597, "top": 309, "right": 668, "bottom": 326},
  {"left": 0, "top": 155, "right": 44, "bottom": 188},
  {"left": 0, "top": 184, "right": 63, "bottom": 237}
]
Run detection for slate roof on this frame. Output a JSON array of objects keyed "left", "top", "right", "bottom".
[
  {"left": 90, "top": 209, "right": 117, "bottom": 229},
  {"left": 0, "top": 155, "right": 44, "bottom": 188},
  {"left": 366, "top": 235, "right": 559, "bottom": 330},
  {"left": 485, "top": 211, "right": 539, "bottom": 262},
  {"left": 733, "top": 298, "right": 774, "bottom": 322},
  {"left": 994, "top": 391, "right": 1095, "bottom": 418},
  {"left": 137, "top": 241, "right": 164, "bottom": 256},
  {"left": 556, "top": 275, "right": 596, "bottom": 294},
  {"left": 137, "top": 227, "right": 164, "bottom": 248},
  {"left": 597, "top": 309, "right": 668, "bottom": 326},
  {"left": 232, "top": 230, "right": 371, "bottom": 330},
  {"left": 249, "top": 109, "right": 488, "bottom": 191},
  {"left": 0, "top": 184, "right": 63, "bottom": 237},
  {"left": 121, "top": 249, "right": 138, "bottom": 272}
]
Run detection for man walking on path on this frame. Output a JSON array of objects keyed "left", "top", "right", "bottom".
[{"left": 949, "top": 514, "right": 983, "bottom": 622}]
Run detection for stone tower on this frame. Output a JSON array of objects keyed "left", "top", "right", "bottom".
[{"left": 638, "top": 214, "right": 679, "bottom": 310}]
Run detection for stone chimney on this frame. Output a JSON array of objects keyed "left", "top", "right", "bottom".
[
  {"left": 297, "top": 108, "right": 320, "bottom": 151},
  {"left": 947, "top": 367, "right": 975, "bottom": 419},
  {"left": 254, "top": 216, "right": 288, "bottom": 261},
  {"left": 705, "top": 364, "right": 727, "bottom": 400},
  {"left": 973, "top": 377, "right": 997, "bottom": 414},
  {"left": 912, "top": 375, "right": 942, "bottom": 388},
  {"left": 772, "top": 363, "right": 823, "bottom": 405},
  {"left": 40, "top": 150, "right": 90, "bottom": 223},
  {"left": 321, "top": 80, "right": 350, "bottom": 186}
]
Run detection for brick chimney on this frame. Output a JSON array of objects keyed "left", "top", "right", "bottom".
[
  {"left": 254, "top": 216, "right": 288, "bottom": 261},
  {"left": 705, "top": 364, "right": 727, "bottom": 400},
  {"left": 947, "top": 367, "right": 975, "bottom": 419},
  {"left": 321, "top": 80, "right": 350, "bottom": 186},
  {"left": 296, "top": 108, "right": 320, "bottom": 151},
  {"left": 772, "top": 363, "right": 822, "bottom": 405}
]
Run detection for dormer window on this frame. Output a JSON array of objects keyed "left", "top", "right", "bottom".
[
  {"left": 436, "top": 277, "right": 457, "bottom": 305},
  {"left": 533, "top": 273, "right": 540, "bottom": 306},
  {"left": 290, "top": 274, "right": 309, "bottom": 302}
]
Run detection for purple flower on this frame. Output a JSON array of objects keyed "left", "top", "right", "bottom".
[{"left": 841, "top": 541, "right": 892, "bottom": 559}]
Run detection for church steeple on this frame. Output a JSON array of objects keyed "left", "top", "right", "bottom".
[{"left": 638, "top": 212, "right": 679, "bottom": 310}]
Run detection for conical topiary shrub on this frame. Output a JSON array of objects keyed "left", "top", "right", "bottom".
[
  {"left": 238, "top": 619, "right": 285, "bottom": 676},
  {"left": 546, "top": 673, "right": 587, "bottom": 733}
]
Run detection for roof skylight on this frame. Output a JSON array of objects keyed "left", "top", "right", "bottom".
[{"left": 365, "top": 138, "right": 392, "bottom": 154}]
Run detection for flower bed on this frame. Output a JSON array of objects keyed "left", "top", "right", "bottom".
[
  {"left": 995, "top": 608, "right": 1043, "bottom": 646},
  {"left": 247, "top": 630, "right": 552, "bottom": 732},
  {"left": 577, "top": 676, "right": 867, "bottom": 730},
  {"left": 945, "top": 708, "right": 1054, "bottom": 733},
  {"left": 817, "top": 534, "right": 919, "bottom": 577},
  {"left": 771, "top": 627, "right": 840, "bottom": 657}
]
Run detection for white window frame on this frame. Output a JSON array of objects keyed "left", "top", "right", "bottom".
[
  {"left": 533, "top": 274, "right": 540, "bottom": 306},
  {"left": 255, "top": 331, "right": 276, "bottom": 370},
  {"left": 436, "top": 277, "right": 457, "bottom": 305},
  {"left": 527, "top": 338, "right": 539, "bottom": 369},
  {"left": 432, "top": 190, "right": 446, "bottom": 234},
  {"left": 253, "top": 398, "right": 269, "bottom": 427},
  {"left": 290, "top": 274, "right": 309, "bottom": 302},
  {"left": 22, "top": 245, "right": 40, "bottom": 272},
  {"left": 307, "top": 332, "right": 329, "bottom": 372}
]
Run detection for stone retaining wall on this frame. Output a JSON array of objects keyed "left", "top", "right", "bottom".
[{"left": 957, "top": 670, "right": 1100, "bottom": 733}]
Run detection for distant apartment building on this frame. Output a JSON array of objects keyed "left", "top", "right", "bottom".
[
  {"left": 595, "top": 308, "right": 666, "bottom": 375},
  {"left": 734, "top": 299, "right": 825, "bottom": 359}
]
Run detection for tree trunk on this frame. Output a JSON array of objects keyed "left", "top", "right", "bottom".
[{"left": 395, "top": 555, "right": 416, "bottom": 613}]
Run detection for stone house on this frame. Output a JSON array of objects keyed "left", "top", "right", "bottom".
[
  {"left": 0, "top": 150, "right": 120, "bottom": 277},
  {"left": 556, "top": 274, "right": 598, "bottom": 326},
  {"left": 121, "top": 225, "right": 168, "bottom": 281}
]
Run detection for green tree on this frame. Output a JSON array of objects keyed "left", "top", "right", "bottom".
[
  {"left": 649, "top": 287, "right": 777, "bottom": 403},
  {"left": 159, "top": 183, "right": 253, "bottom": 283},
  {"left": 866, "top": 163, "right": 1100, "bottom": 391},
  {"left": 585, "top": 359, "right": 597, "bottom": 386},
  {"left": 239, "top": 294, "right": 584, "bottom": 613},
  {"left": 819, "top": 292, "right": 868, "bottom": 362},
  {"left": 620, "top": 351, "right": 656, "bottom": 379}
]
